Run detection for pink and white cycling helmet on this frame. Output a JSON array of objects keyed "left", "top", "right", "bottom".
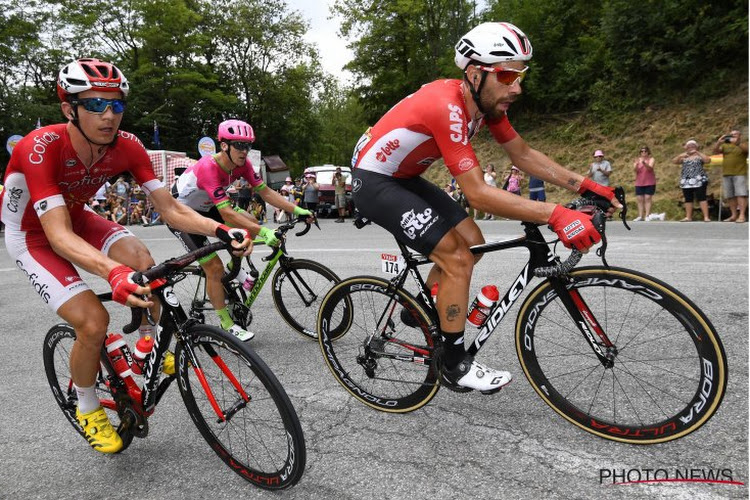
[
  {"left": 455, "top": 22, "right": 533, "bottom": 70},
  {"left": 57, "top": 58, "right": 130, "bottom": 101},
  {"left": 218, "top": 119, "right": 255, "bottom": 143}
]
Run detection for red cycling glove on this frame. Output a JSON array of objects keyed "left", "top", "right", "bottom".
[
  {"left": 578, "top": 178, "right": 616, "bottom": 202},
  {"left": 548, "top": 205, "right": 601, "bottom": 252},
  {"left": 215, "top": 224, "right": 249, "bottom": 245},
  {"left": 108, "top": 265, "right": 140, "bottom": 305}
]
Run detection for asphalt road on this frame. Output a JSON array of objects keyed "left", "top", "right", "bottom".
[{"left": 0, "top": 218, "right": 747, "bottom": 500}]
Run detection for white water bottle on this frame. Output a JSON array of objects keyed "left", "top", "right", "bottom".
[{"left": 467, "top": 285, "right": 499, "bottom": 327}]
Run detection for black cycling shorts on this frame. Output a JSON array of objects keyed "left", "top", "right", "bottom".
[
  {"left": 168, "top": 206, "right": 223, "bottom": 262},
  {"left": 352, "top": 169, "right": 468, "bottom": 256}
]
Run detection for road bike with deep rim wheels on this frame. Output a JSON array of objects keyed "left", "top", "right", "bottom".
[
  {"left": 43, "top": 241, "right": 306, "bottom": 489},
  {"left": 172, "top": 217, "right": 347, "bottom": 340},
  {"left": 316, "top": 189, "right": 727, "bottom": 444}
]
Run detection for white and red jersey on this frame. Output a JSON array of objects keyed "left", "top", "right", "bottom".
[
  {"left": 173, "top": 155, "right": 263, "bottom": 213},
  {"left": 1, "top": 123, "right": 163, "bottom": 231},
  {"left": 352, "top": 79, "right": 518, "bottom": 179}
]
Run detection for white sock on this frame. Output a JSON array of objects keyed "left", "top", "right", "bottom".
[{"left": 75, "top": 384, "right": 100, "bottom": 414}]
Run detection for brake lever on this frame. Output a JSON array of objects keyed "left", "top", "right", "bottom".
[
  {"left": 590, "top": 210, "right": 609, "bottom": 268},
  {"left": 123, "top": 271, "right": 156, "bottom": 333},
  {"left": 614, "top": 186, "right": 631, "bottom": 231}
]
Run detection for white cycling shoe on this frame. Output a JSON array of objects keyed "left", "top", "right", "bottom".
[
  {"left": 441, "top": 356, "right": 512, "bottom": 394},
  {"left": 226, "top": 323, "right": 255, "bottom": 342}
]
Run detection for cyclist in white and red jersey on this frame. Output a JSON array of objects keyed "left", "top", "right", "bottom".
[
  {"left": 0, "top": 58, "right": 251, "bottom": 454},
  {"left": 170, "top": 119, "right": 312, "bottom": 340},
  {"left": 351, "top": 22, "right": 621, "bottom": 394}
]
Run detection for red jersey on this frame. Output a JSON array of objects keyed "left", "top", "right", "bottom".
[
  {"left": 352, "top": 79, "right": 518, "bottom": 178},
  {"left": 1, "top": 124, "right": 163, "bottom": 231}
]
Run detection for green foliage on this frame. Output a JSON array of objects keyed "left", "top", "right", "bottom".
[{"left": 334, "top": 0, "right": 477, "bottom": 123}]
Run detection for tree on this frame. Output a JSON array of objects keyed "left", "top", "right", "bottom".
[{"left": 334, "top": 0, "right": 478, "bottom": 123}]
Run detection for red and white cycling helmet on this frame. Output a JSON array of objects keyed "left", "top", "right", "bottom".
[
  {"left": 218, "top": 119, "right": 255, "bottom": 143},
  {"left": 56, "top": 58, "right": 130, "bottom": 101},
  {"left": 454, "top": 22, "right": 533, "bottom": 70}
]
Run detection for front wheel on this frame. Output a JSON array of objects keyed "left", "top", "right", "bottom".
[
  {"left": 515, "top": 266, "right": 727, "bottom": 444},
  {"left": 272, "top": 259, "right": 348, "bottom": 340},
  {"left": 42, "top": 324, "right": 134, "bottom": 452},
  {"left": 317, "top": 276, "right": 440, "bottom": 413},
  {"left": 175, "top": 325, "right": 305, "bottom": 489}
]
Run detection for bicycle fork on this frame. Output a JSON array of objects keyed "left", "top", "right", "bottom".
[
  {"left": 550, "top": 278, "right": 617, "bottom": 368},
  {"left": 180, "top": 340, "right": 251, "bottom": 423}
]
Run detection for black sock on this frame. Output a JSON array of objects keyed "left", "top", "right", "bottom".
[{"left": 440, "top": 330, "right": 466, "bottom": 370}]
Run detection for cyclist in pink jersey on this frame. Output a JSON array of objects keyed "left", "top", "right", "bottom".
[
  {"left": 352, "top": 22, "right": 621, "bottom": 393},
  {"left": 170, "top": 119, "right": 313, "bottom": 340},
  {"left": 0, "top": 58, "right": 251, "bottom": 454}
]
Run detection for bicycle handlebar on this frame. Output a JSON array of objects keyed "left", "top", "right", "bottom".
[
  {"left": 533, "top": 186, "right": 628, "bottom": 278},
  {"left": 123, "top": 240, "right": 236, "bottom": 334}
]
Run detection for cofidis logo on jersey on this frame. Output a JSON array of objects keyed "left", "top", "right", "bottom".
[{"left": 28, "top": 131, "right": 61, "bottom": 165}]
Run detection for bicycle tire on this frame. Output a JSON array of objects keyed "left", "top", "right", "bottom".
[
  {"left": 175, "top": 324, "right": 305, "bottom": 489},
  {"left": 272, "top": 259, "right": 348, "bottom": 340},
  {"left": 317, "top": 276, "right": 440, "bottom": 413},
  {"left": 42, "top": 324, "right": 135, "bottom": 452},
  {"left": 515, "top": 266, "right": 727, "bottom": 444}
]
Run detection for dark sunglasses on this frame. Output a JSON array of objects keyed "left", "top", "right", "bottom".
[
  {"left": 229, "top": 141, "right": 253, "bottom": 151},
  {"left": 72, "top": 97, "right": 127, "bottom": 114}
]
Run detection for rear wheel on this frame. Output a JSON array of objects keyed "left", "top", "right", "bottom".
[
  {"left": 42, "top": 324, "right": 134, "bottom": 452},
  {"left": 317, "top": 276, "right": 440, "bottom": 412},
  {"left": 272, "top": 259, "right": 348, "bottom": 340},
  {"left": 175, "top": 325, "right": 306, "bottom": 489},
  {"left": 515, "top": 266, "right": 727, "bottom": 444},
  {"left": 172, "top": 266, "right": 251, "bottom": 328}
]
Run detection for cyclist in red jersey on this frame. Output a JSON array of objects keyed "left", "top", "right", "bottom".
[
  {"left": 351, "top": 22, "right": 621, "bottom": 394},
  {"left": 0, "top": 58, "right": 251, "bottom": 454}
]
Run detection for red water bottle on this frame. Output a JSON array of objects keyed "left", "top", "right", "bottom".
[
  {"left": 104, "top": 333, "right": 139, "bottom": 391},
  {"left": 131, "top": 335, "right": 154, "bottom": 375},
  {"left": 467, "top": 285, "right": 499, "bottom": 327},
  {"left": 430, "top": 282, "right": 439, "bottom": 300}
]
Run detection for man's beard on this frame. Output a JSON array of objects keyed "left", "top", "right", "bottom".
[{"left": 481, "top": 93, "right": 511, "bottom": 120}]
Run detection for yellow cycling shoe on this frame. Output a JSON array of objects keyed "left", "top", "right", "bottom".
[
  {"left": 162, "top": 350, "right": 175, "bottom": 376},
  {"left": 76, "top": 406, "right": 123, "bottom": 454}
]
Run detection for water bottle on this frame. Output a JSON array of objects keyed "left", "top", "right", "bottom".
[
  {"left": 430, "top": 282, "right": 439, "bottom": 300},
  {"left": 131, "top": 335, "right": 154, "bottom": 375},
  {"left": 104, "top": 333, "right": 139, "bottom": 391},
  {"left": 242, "top": 275, "right": 255, "bottom": 292},
  {"left": 467, "top": 285, "right": 499, "bottom": 327}
]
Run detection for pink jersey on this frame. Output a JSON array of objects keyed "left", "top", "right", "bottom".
[
  {"left": 173, "top": 154, "right": 263, "bottom": 212},
  {"left": 352, "top": 79, "right": 518, "bottom": 178},
  {"left": 1, "top": 124, "right": 163, "bottom": 232}
]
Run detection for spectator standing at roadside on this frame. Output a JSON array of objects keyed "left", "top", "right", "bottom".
[
  {"left": 588, "top": 150, "right": 612, "bottom": 186},
  {"left": 302, "top": 173, "right": 319, "bottom": 214},
  {"left": 632, "top": 146, "right": 656, "bottom": 221},
  {"left": 673, "top": 139, "right": 711, "bottom": 222},
  {"left": 334, "top": 167, "right": 348, "bottom": 222},
  {"left": 112, "top": 176, "right": 129, "bottom": 203},
  {"left": 528, "top": 175, "right": 546, "bottom": 201},
  {"left": 503, "top": 165, "right": 522, "bottom": 195},
  {"left": 94, "top": 181, "right": 111, "bottom": 205},
  {"left": 713, "top": 129, "right": 748, "bottom": 223}
]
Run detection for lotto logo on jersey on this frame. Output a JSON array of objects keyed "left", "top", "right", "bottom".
[
  {"left": 375, "top": 139, "right": 400, "bottom": 162},
  {"left": 447, "top": 104, "right": 467, "bottom": 145}
]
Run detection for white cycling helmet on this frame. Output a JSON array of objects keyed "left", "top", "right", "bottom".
[{"left": 455, "top": 22, "right": 533, "bottom": 70}]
